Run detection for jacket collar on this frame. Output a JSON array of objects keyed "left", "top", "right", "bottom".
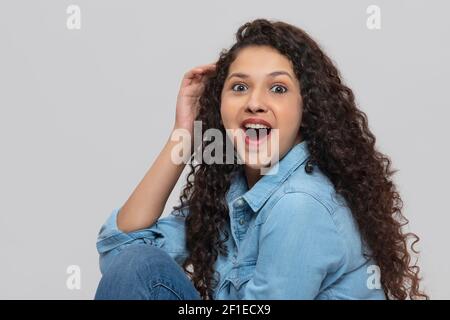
[{"left": 226, "top": 140, "right": 310, "bottom": 213}]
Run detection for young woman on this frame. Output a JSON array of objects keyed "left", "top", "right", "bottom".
[{"left": 94, "top": 19, "right": 427, "bottom": 300}]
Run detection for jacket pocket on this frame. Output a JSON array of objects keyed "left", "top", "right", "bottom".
[{"left": 231, "top": 262, "right": 256, "bottom": 291}]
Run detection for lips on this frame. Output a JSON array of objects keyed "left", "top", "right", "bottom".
[
  {"left": 240, "top": 118, "right": 273, "bottom": 146},
  {"left": 241, "top": 118, "right": 273, "bottom": 128}
]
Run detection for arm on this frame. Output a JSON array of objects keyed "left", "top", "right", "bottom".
[
  {"left": 96, "top": 206, "right": 189, "bottom": 275},
  {"left": 116, "top": 63, "right": 216, "bottom": 233},
  {"left": 116, "top": 134, "right": 189, "bottom": 232},
  {"left": 96, "top": 63, "right": 217, "bottom": 273}
]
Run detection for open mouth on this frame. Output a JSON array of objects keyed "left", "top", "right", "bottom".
[{"left": 241, "top": 118, "right": 273, "bottom": 146}]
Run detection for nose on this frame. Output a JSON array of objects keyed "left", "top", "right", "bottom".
[
  {"left": 245, "top": 90, "right": 268, "bottom": 114},
  {"left": 246, "top": 103, "right": 267, "bottom": 114}
]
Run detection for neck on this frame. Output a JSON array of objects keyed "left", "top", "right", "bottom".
[
  {"left": 244, "top": 166, "right": 261, "bottom": 190},
  {"left": 244, "top": 133, "right": 304, "bottom": 189}
]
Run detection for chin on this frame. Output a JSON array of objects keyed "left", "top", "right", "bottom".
[{"left": 238, "top": 148, "right": 278, "bottom": 169}]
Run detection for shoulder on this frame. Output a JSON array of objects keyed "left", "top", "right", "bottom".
[
  {"left": 263, "top": 162, "right": 346, "bottom": 221},
  {"left": 284, "top": 163, "right": 346, "bottom": 212},
  {"left": 263, "top": 191, "right": 338, "bottom": 231}
]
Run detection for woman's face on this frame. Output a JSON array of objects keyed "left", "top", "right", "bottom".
[{"left": 220, "top": 45, "right": 303, "bottom": 170}]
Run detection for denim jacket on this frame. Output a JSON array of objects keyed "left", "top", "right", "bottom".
[{"left": 96, "top": 141, "right": 386, "bottom": 300}]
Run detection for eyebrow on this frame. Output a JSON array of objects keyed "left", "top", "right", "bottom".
[{"left": 226, "top": 71, "right": 295, "bottom": 81}]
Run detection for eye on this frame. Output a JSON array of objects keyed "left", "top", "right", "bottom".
[
  {"left": 231, "top": 83, "right": 247, "bottom": 92},
  {"left": 270, "top": 85, "right": 288, "bottom": 94},
  {"left": 230, "top": 83, "right": 288, "bottom": 94}
]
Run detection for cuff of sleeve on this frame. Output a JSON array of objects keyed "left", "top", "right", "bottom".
[{"left": 96, "top": 208, "right": 135, "bottom": 254}]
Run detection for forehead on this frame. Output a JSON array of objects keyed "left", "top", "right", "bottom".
[{"left": 229, "top": 46, "right": 294, "bottom": 74}]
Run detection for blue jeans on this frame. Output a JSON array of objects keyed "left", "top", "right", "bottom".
[{"left": 94, "top": 244, "right": 202, "bottom": 300}]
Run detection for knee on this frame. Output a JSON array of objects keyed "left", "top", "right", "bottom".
[{"left": 96, "top": 243, "right": 200, "bottom": 300}]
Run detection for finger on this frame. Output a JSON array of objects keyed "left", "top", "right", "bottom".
[
  {"left": 184, "top": 69, "right": 213, "bottom": 82},
  {"left": 191, "top": 64, "right": 217, "bottom": 75},
  {"left": 200, "top": 64, "right": 217, "bottom": 72},
  {"left": 181, "top": 72, "right": 205, "bottom": 87},
  {"left": 184, "top": 68, "right": 205, "bottom": 79},
  {"left": 182, "top": 64, "right": 216, "bottom": 87},
  {"left": 195, "top": 63, "right": 217, "bottom": 69}
]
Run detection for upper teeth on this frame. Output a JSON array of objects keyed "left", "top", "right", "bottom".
[{"left": 244, "top": 123, "right": 270, "bottom": 129}]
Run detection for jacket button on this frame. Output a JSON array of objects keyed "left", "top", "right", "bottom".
[
  {"left": 239, "top": 218, "right": 245, "bottom": 225},
  {"left": 234, "top": 198, "right": 245, "bottom": 208},
  {"left": 305, "top": 160, "right": 314, "bottom": 174}
]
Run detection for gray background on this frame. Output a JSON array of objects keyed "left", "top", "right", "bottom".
[{"left": 0, "top": 0, "right": 448, "bottom": 299}]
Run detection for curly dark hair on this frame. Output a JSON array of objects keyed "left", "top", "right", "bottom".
[{"left": 172, "top": 18, "right": 428, "bottom": 300}]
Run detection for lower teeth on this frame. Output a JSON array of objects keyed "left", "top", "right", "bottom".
[{"left": 245, "top": 128, "right": 271, "bottom": 140}]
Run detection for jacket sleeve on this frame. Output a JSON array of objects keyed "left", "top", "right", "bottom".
[
  {"left": 241, "top": 192, "right": 348, "bottom": 299},
  {"left": 96, "top": 206, "right": 189, "bottom": 275}
]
